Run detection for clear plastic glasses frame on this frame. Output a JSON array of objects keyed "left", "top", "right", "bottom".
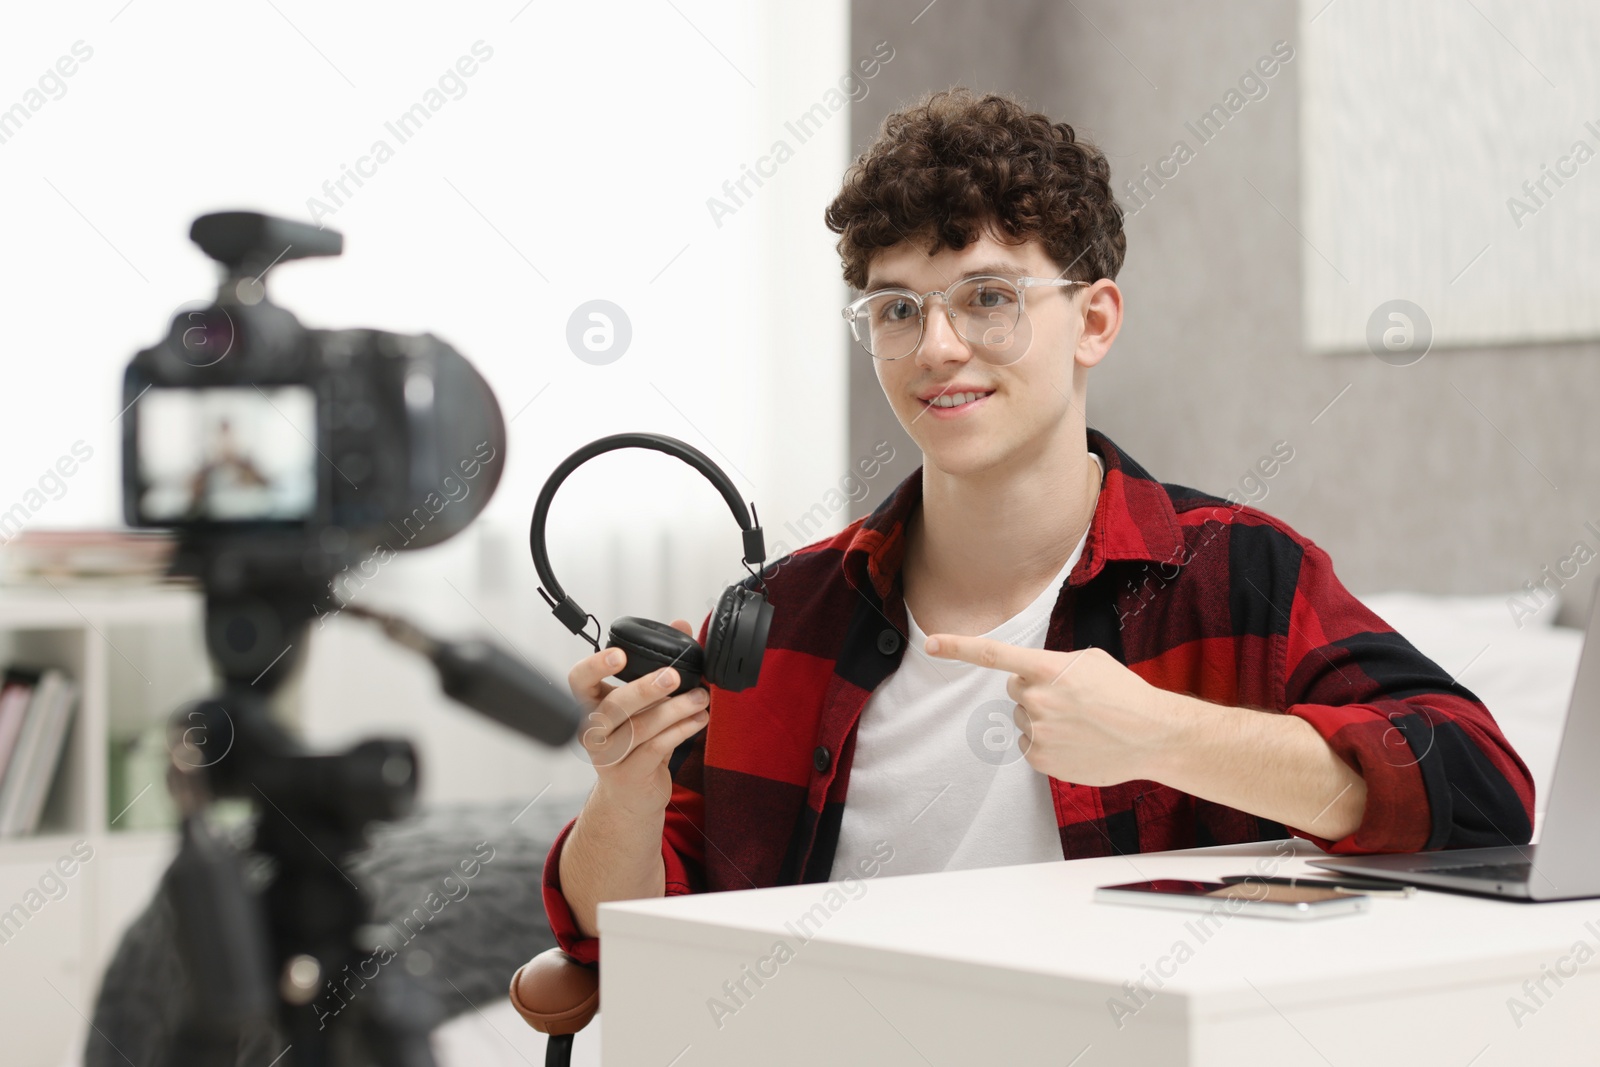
[{"left": 841, "top": 275, "right": 1088, "bottom": 361}]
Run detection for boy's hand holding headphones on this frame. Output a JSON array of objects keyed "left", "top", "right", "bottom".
[{"left": 566, "top": 618, "right": 712, "bottom": 816}]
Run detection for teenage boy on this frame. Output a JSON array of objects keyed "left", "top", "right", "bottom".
[{"left": 542, "top": 89, "right": 1534, "bottom": 964}]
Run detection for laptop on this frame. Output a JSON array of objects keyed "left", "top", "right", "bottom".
[{"left": 1309, "top": 581, "right": 1600, "bottom": 901}]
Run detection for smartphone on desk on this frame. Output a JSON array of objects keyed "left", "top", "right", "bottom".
[{"left": 1094, "top": 879, "right": 1369, "bottom": 921}]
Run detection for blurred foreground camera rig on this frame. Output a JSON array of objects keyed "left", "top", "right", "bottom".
[{"left": 120, "top": 211, "right": 579, "bottom": 1066}]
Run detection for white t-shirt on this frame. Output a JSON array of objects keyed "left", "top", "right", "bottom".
[{"left": 829, "top": 453, "right": 1104, "bottom": 880}]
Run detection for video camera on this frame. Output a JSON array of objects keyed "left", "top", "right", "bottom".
[
  {"left": 120, "top": 212, "right": 505, "bottom": 684},
  {"left": 117, "top": 212, "right": 579, "bottom": 1067}
]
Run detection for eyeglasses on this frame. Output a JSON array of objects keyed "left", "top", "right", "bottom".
[{"left": 841, "top": 275, "right": 1088, "bottom": 363}]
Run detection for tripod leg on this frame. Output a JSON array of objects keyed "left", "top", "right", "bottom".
[{"left": 161, "top": 807, "right": 277, "bottom": 1066}]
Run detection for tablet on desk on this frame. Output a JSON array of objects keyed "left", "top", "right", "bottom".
[{"left": 1094, "top": 878, "right": 1370, "bottom": 920}]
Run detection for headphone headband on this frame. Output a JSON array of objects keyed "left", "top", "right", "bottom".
[{"left": 529, "top": 433, "right": 766, "bottom": 641}]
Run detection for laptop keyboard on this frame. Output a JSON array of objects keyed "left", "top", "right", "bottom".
[{"left": 1426, "top": 860, "right": 1532, "bottom": 881}]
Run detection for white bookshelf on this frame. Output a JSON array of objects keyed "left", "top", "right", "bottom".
[{"left": 0, "top": 582, "right": 210, "bottom": 1067}]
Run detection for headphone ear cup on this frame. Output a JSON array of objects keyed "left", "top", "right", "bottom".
[
  {"left": 607, "top": 617, "right": 706, "bottom": 694},
  {"left": 704, "top": 585, "right": 773, "bottom": 691}
]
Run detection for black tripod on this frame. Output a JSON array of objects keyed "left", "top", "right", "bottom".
[{"left": 159, "top": 582, "right": 580, "bottom": 1067}]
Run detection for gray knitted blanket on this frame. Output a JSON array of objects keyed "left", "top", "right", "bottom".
[{"left": 84, "top": 791, "right": 587, "bottom": 1066}]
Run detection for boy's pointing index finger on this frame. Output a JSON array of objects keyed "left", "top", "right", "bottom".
[{"left": 924, "top": 633, "right": 1065, "bottom": 682}]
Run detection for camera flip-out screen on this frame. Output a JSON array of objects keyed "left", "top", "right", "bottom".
[{"left": 136, "top": 385, "right": 317, "bottom": 523}]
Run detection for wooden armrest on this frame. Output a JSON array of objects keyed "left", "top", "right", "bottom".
[{"left": 509, "top": 947, "right": 600, "bottom": 1036}]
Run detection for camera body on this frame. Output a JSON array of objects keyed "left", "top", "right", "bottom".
[{"left": 120, "top": 212, "right": 504, "bottom": 599}]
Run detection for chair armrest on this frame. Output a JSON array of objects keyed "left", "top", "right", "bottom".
[{"left": 509, "top": 947, "right": 600, "bottom": 1035}]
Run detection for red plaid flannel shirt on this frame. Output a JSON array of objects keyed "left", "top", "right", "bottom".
[{"left": 542, "top": 427, "right": 1535, "bottom": 965}]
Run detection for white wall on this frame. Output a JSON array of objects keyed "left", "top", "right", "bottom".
[{"left": 0, "top": 0, "right": 851, "bottom": 806}]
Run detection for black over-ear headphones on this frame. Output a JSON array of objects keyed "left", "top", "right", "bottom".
[{"left": 529, "top": 432, "right": 774, "bottom": 697}]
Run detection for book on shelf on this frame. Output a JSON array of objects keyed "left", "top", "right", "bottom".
[
  {"left": 0, "top": 670, "right": 37, "bottom": 777},
  {"left": 0, "top": 666, "right": 79, "bottom": 837}
]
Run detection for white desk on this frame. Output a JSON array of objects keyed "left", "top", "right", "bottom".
[{"left": 596, "top": 838, "right": 1600, "bottom": 1065}]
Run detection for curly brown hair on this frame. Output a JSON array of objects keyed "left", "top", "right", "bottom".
[{"left": 824, "top": 88, "right": 1125, "bottom": 291}]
